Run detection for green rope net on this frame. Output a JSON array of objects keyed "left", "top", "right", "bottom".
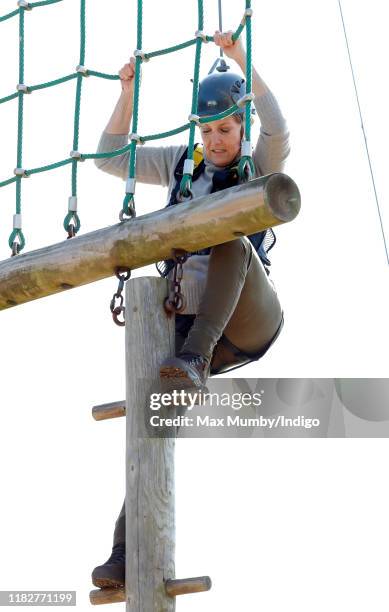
[{"left": 0, "top": 0, "right": 253, "bottom": 255}]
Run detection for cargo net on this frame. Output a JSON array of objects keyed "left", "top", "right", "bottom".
[{"left": 0, "top": 0, "right": 254, "bottom": 256}]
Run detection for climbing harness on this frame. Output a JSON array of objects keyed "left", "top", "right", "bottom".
[
  {"left": 110, "top": 267, "right": 131, "bottom": 327},
  {"left": 156, "top": 143, "right": 276, "bottom": 285}
]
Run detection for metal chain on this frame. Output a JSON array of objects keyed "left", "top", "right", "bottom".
[
  {"left": 163, "top": 248, "right": 188, "bottom": 317},
  {"left": 110, "top": 267, "right": 131, "bottom": 326},
  {"left": 176, "top": 185, "right": 193, "bottom": 203},
  {"left": 119, "top": 197, "right": 136, "bottom": 222}
]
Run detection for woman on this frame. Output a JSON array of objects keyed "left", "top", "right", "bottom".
[
  {"left": 91, "top": 31, "right": 290, "bottom": 588},
  {"left": 95, "top": 31, "right": 290, "bottom": 393}
]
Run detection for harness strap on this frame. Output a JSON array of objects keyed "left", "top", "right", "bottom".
[{"left": 155, "top": 145, "right": 273, "bottom": 278}]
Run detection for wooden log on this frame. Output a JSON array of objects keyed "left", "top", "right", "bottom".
[
  {"left": 165, "top": 576, "right": 212, "bottom": 597},
  {"left": 0, "top": 173, "right": 300, "bottom": 310},
  {"left": 125, "top": 277, "right": 176, "bottom": 611},
  {"left": 89, "top": 588, "right": 125, "bottom": 605},
  {"left": 92, "top": 401, "right": 126, "bottom": 421},
  {"left": 88, "top": 575, "right": 212, "bottom": 605}
]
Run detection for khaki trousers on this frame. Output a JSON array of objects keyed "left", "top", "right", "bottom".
[{"left": 112, "top": 236, "right": 283, "bottom": 545}]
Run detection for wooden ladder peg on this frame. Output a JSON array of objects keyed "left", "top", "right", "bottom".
[
  {"left": 89, "top": 587, "right": 125, "bottom": 605},
  {"left": 92, "top": 400, "right": 126, "bottom": 421},
  {"left": 164, "top": 575, "right": 212, "bottom": 597}
]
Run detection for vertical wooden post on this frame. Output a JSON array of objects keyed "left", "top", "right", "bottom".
[{"left": 125, "top": 277, "right": 176, "bottom": 611}]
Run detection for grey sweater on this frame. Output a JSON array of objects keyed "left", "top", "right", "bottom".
[{"left": 95, "top": 88, "right": 290, "bottom": 313}]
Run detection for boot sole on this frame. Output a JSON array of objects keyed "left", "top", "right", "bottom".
[
  {"left": 159, "top": 364, "right": 208, "bottom": 395},
  {"left": 92, "top": 577, "right": 124, "bottom": 589}
]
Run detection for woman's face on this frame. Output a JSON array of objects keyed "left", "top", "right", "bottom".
[{"left": 199, "top": 115, "right": 242, "bottom": 167}]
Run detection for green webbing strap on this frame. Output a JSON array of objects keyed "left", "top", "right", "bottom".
[{"left": 238, "top": 0, "right": 255, "bottom": 180}]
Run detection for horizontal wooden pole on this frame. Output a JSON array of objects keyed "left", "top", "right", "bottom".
[
  {"left": 89, "top": 575, "right": 212, "bottom": 605},
  {"left": 0, "top": 173, "right": 300, "bottom": 310},
  {"left": 89, "top": 587, "right": 125, "bottom": 605},
  {"left": 165, "top": 575, "right": 212, "bottom": 597},
  {"left": 92, "top": 401, "right": 125, "bottom": 421}
]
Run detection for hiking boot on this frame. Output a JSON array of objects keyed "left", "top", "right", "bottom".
[
  {"left": 91, "top": 542, "right": 125, "bottom": 589},
  {"left": 159, "top": 352, "right": 210, "bottom": 394}
]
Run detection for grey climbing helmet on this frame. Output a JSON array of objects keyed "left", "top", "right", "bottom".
[{"left": 197, "top": 71, "right": 246, "bottom": 117}]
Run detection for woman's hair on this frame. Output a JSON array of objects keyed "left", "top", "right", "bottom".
[
  {"left": 232, "top": 114, "right": 244, "bottom": 139},
  {"left": 232, "top": 113, "right": 255, "bottom": 132}
]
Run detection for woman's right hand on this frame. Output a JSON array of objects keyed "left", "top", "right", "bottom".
[{"left": 118, "top": 57, "right": 136, "bottom": 94}]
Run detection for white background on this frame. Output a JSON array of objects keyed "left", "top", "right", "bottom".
[{"left": 0, "top": 0, "right": 388, "bottom": 610}]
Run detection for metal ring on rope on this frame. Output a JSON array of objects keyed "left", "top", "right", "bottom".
[
  {"left": 177, "top": 175, "right": 194, "bottom": 202},
  {"left": 119, "top": 195, "right": 136, "bottom": 221},
  {"left": 119, "top": 206, "right": 136, "bottom": 222},
  {"left": 176, "top": 187, "right": 194, "bottom": 203},
  {"left": 63, "top": 211, "right": 81, "bottom": 238},
  {"left": 11, "top": 241, "right": 21, "bottom": 257},
  {"left": 238, "top": 156, "right": 255, "bottom": 182},
  {"left": 8, "top": 228, "right": 26, "bottom": 255}
]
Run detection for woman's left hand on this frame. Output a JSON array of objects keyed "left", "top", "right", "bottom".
[{"left": 213, "top": 30, "right": 245, "bottom": 62}]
